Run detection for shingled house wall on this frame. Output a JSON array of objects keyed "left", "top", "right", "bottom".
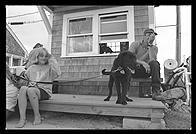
[{"left": 50, "top": 6, "right": 152, "bottom": 96}]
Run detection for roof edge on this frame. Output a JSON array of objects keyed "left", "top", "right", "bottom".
[{"left": 6, "top": 23, "right": 29, "bottom": 57}]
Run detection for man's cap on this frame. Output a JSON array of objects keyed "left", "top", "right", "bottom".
[{"left": 144, "top": 28, "right": 158, "bottom": 35}]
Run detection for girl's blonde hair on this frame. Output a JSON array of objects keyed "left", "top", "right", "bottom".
[{"left": 26, "top": 47, "right": 51, "bottom": 67}]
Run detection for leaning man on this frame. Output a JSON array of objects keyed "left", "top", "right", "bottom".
[{"left": 129, "top": 28, "right": 162, "bottom": 100}]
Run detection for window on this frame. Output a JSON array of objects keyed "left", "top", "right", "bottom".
[
  {"left": 12, "top": 58, "right": 21, "bottom": 66},
  {"left": 6, "top": 56, "right": 10, "bottom": 65},
  {"left": 67, "top": 17, "right": 93, "bottom": 54},
  {"left": 99, "top": 12, "right": 129, "bottom": 54},
  {"left": 62, "top": 6, "right": 134, "bottom": 57}
]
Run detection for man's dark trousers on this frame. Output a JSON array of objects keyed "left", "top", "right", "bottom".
[{"left": 132, "top": 60, "right": 161, "bottom": 95}]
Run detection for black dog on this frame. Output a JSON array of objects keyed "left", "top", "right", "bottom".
[
  {"left": 102, "top": 51, "right": 137, "bottom": 105},
  {"left": 100, "top": 43, "right": 113, "bottom": 54}
]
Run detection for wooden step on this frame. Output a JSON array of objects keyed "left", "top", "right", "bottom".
[{"left": 27, "top": 94, "right": 166, "bottom": 129}]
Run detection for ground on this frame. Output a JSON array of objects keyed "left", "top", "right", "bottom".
[
  {"left": 6, "top": 110, "right": 122, "bottom": 129},
  {"left": 6, "top": 109, "right": 191, "bottom": 130}
]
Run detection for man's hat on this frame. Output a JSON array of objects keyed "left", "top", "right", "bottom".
[{"left": 144, "top": 28, "right": 158, "bottom": 35}]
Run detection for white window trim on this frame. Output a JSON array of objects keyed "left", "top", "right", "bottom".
[
  {"left": 6, "top": 53, "right": 24, "bottom": 67},
  {"left": 61, "top": 6, "right": 134, "bottom": 58}
]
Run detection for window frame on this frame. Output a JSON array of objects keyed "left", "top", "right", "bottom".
[
  {"left": 61, "top": 6, "right": 134, "bottom": 58},
  {"left": 6, "top": 53, "right": 24, "bottom": 67}
]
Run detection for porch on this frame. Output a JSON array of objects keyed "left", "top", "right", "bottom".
[{"left": 27, "top": 94, "right": 166, "bottom": 129}]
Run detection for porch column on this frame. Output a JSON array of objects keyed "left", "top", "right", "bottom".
[
  {"left": 37, "top": 6, "right": 52, "bottom": 53},
  {"left": 10, "top": 55, "right": 13, "bottom": 67},
  {"left": 176, "top": 6, "right": 181, "bottom": 65},
  {"left": 148, "top": 6, "right": 156, "bottom": 29}
]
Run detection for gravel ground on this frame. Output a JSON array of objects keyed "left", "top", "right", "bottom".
[
  {"left": 163, "top": 108, "right": 191, "bottom": 129},
  {"left": 6, "top": 110, "right": 122, "bottom": 129},
  {"left": 6, "top": 107, "right": 191, "bottom": 130}
]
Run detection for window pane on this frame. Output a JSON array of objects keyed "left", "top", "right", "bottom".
[
  {"left": 108, "top": 42, "right": 120, "bottom": 52},
  {"left": 101, "top": 14, "right": 126, "bottom": 22},
  {"left": 13, "top": 58, "right": 21, "bottom": 66},
  {"left": 100, "top": 21, "right": 127, "bottom": 34},
  {"left": 100, "top": 34, "right": 127, "bottom": 41},
  {"left": 68, "top": 36, "right": 93, "bottom": 53},
  {"left": 69, "top": 17, "right": 92, "bottom": 35},
  {"left": 6, "top": 56, "right": 10, "bottom": 65},
  {"left": 99, "top": 41, "right": 129, "bottom": 54}
]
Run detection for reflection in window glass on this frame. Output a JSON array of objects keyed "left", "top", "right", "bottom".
[
  {"left": 6, "top": 56, "right": 10, "bottom": 65},
  {"left": 13, "top": 58, "right": 21, "bottom": 66},
  {"left": 100, "top": 21, "right": 127, "bottom": 34},
  {"left": 69, "top": 17, "right": 92, "bottom": 35},
  {"left": 99, "top": 12, "right": 128, "bottom": 54},
  {"left": 101, "top": 14, "right": 126, "bottom": 22},
  {"left": 100, "top": 34, "right": 127, "bottom": 41},
  {"left": 68, "top": 36, "right": 93, "bottom": 53}
]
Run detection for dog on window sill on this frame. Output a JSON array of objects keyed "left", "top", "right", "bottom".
[{"left": 99, "top": 43, "right": 113, "bottom": 54}]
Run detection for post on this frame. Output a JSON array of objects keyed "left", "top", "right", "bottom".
[
  {"left": 37, "top": 6, "right": 52, "bottom": 35},
  {"left": 176, "top": 6, "right": 181, "bottom": 65}
]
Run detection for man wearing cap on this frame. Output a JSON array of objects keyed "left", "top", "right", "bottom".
[{"left": 129, "top": 28, "right": 161, "bottom": 100}]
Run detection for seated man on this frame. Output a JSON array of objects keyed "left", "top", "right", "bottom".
[{"left": 129, "top": 28, "right": 162, "bottom": 100}]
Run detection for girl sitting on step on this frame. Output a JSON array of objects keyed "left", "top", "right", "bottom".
[{"left": 15, "top": 47, "right": 61, "bottom": 128}]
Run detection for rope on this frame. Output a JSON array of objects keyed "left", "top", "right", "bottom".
[{"left": 15, "top": 74, "right": 104, "bottom": 86}]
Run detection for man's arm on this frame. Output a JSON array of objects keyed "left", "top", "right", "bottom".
[
  {"left": 148, "top": 45, "right": 158, "bottom": 62},
  {"left": 136, "top": 59, "right": 150, "bottom": 73},
  {"left": 129, "top": 41, "right": 150, "bottom": 73},
  {"left": 139, "top": 51, "right": 149, "bottom": 61}
]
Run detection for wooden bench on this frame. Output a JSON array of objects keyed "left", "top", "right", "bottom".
[
  {"left": 52, "top": 77, "right": 163, "bottom": 98},
  {"left": 27, "top": 94, "right": 166, "bottom": 129},
  {"left": 130, "top": 78, "right": 163, "bottom": 98}
]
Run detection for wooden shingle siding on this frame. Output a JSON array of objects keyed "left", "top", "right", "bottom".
[
  {"left": 51, "top": 41, "right": 62, "bottom": 48},
  {"left": 134, "top": 6, "right": 148, "bottom": 11},
  {"left": 134, "top": 16, "right": 149, "bottom": 22},
  {"left": 52, "top": 35, "right": 62, "bottom": 43},
  {"left": 52, "top": 19, "right": 63, "bottom": 26},
  {"left": 56, "top": 57, "right": 114, "bottom": 79},
  {"left": 50, "top": 6, "right": 151, "bottom": 95},
  {"left": 57, "top": 81, "right": 139, "bottom": 96},
  {"left": 52, "top": 25, "right": 63, "bottom": 32},
  {"left": 6, "top": 29, "right": 25, "bottom": 57},
  {"left": 52, "top": 29, "right": 62, "bottom": 37},
  {"left": 134, "top": 21, "right": 149, "bottom": 29},
  {"left": 134, "top": 6, "right": 149, "bottom": 41},
  {"left": 53, "top": 13, "right": 63, "bottom": 22},
  {"left": 134, "top": 9, "right": 148, "bottom": 16}
]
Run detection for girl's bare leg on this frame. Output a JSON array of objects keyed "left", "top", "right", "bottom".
[
  {"left": 15, "top": 86, "right": 28, "bottom": 128},
  {"left": 27, "top": 87, "right": 41, "bottom": 125}
]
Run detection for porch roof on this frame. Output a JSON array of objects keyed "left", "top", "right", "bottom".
[{"left": 43, "top": 5, "right": 117, "bottom": 13}]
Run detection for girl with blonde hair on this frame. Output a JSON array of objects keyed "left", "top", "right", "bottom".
[{"left": 15, "top": 47, "right": 61, "bottom": 128}]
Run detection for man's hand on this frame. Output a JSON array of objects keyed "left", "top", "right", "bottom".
[
  {"left": 142, "top": 62, "right": 150, "bottom": 74},
  {"left": 136, "top": 60, "right": 150, "bottom": 73},
  {"left": 148, "top": 45, "right": 158, "bottom": 61}
]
